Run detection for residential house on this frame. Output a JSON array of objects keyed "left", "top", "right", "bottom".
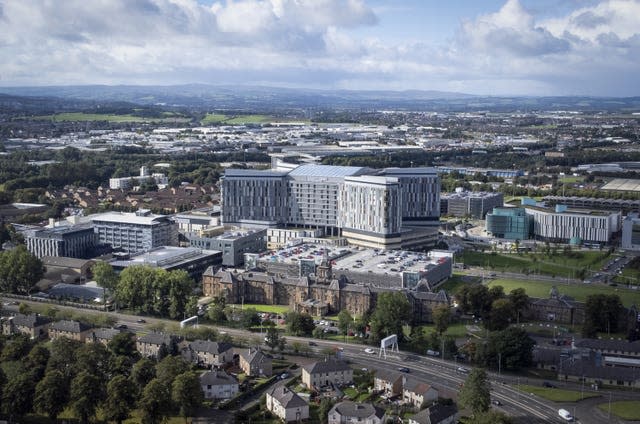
[
  {"left": 88, "top": 328, "right": 122, "bottom": 346},
  {"left": 302, "top": 358, "right": 353, "bottom": 390},
  {"left": 48, "top": 320, "right": 93, "bottom": 342},
  {"left": 1, "top": 313, "right": 51, "bottom": 339},
  {"left": 266, "top": 386, "right": 309, "bottom": 423},
  {"left": 182, "top": 339, "right": 233, "bottom": 368},
  {"left": 136, "top": 333, "right": 180, "bottom": 358},
  {"left": 328, "top": 401, "right": 385, "bottom": 424},
  {"left": 239, "top": 348, "right": 273, "bottom": 377},
  {"left": 373, "top": 369, "right": 403, "bottom": 398},
  {"left": 408, "top": 404, "right": 458, "bottom": 424},
  {"left": 199, "top": 370, "right": 239, "bottom": 400},
  {"left": 402, "top": 377, "right": 439, "bottom": 408}
]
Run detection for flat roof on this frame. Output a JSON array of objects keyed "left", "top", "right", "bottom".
[
  {"left": 224, "top": 169, "right": 288, "bottom": 178},
  {"left": 110, "top": 246, "right": 220, "bottom": 268},
  {"left": 288, "top": 164, "right": 367, "bottom": 178},
  {"left": 601, "top": 178, "right": 640, "bottom": 192},
  {"left": 90, "top": 212, "right": 170, "bottom": 225}
]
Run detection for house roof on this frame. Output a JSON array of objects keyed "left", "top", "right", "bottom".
[
  {"left": 410, "top": 404, "right": 458, "bottom": 424},
  {"left": 374, "top": 369, "right": 402, "bottom": 384},
  {"left": 137, "top": 332, "right": 178, "bottom": 346},
  {"left": 329, "top": 401, "right": 384, "bottom": 420},
  {"left": 239, "top": 348, "right": 271, "bottom": 366},
  {"left": 267, "top": 386, "right": 308, "bottom": 409},
  {"left": 403, "top": 377, "right": 436, "bottom": 396},
  {"left": 10, "top": 313, "right": 51, "bottom": 328},
  {"left": 50, "top": 320, "right": 92, "bottom": 333},
  {"left": 200, "top": 370, "right": 238, "bottom": 386},
  {"left": 188, "top": 340, "right": 233, "bottom": 355},
  {"left": 42, "top": 256, "right": 95, "bottom": 269},
  {"left": 303, "top": 358, "right": 351, "bottom": 374},
  {"left": 575, "top": 339, "right": 640, "bottom": 354},
  {"left": 91, "top": 328, "right": 121, "bottom": 340}
]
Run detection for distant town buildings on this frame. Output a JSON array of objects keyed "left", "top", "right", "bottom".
[
  {"left": 440, "top": 190, "right": 504, "bottom": 219},
  {"left": 109, "top": 166, "right": 168, "bottom": 190}
]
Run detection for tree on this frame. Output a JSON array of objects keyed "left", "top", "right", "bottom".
[
  {"left": 2, "top": 371, "right": 35, "bottom": 419},
  {"left": 508, "top": 288, "right": 529, "bottom": 321},
  {"left": 172, "top": 372, "right": 204, "bottom": 423},
  {"left": 370, "top": 291, "right": 412, "bottom": 342},
  {"left": 485, "top": 327, "right": 535, "bottom": 370},
  {"left": 432, "top": 305, "right": 451, "bottom": 336},
  {"left": 139, "top": 378, "right": 173, "bottom": 424},
  {"left": 70, "top": 371, "right": 105, "bottom": 424},
  {"left": 156, "top": 355, "right": 190, "bottom": 387},
  {"left": 458, "top": 368, "right": 491, "bottom": 416},
  {"left": 207, "top": 302, "right": 227, "bottom": 324},
  {"left": 47, "top": 337, "right": 82, "bottom": 382},
  {"left": 1, "top": 334, "right": 33, "bottom": 361},
  {"left": 92, "top": 261, "right": 118, "bottom": 302},
  {"left": 103, "top": 375, "right": 136, "bottom": 424},
  {"left": 75, "top": 342, "right": 112, "bottom": 383},
  {"left": 0, "top": 245, "right": 45, "bottom": 294},
  {"left": 337, "top": 310, "right": 353, "bottom": 335},
  {"left": 285, "top": 312, "right": 315, "bottom": 336},
  {"left": 265, "top": 326, "right": 284, "bottom": 351},
  {"left": 240, "top": 308, "right": 261, "bottom": 329},
  {"left": 108, "top": 332, "right": 138, "bottom": 358},
  {"left": 469, "top": 410, "right": 515, "bottom": 424},
  {"left": 584, "top": 294, "right": 623, "bottom": 334},
  {"left": 25, "top": 343, "right": 50, "bottom": 381},
  {"left": 34, "top": 370, "right": 68, "bottom": 421},
  {"left": 486, "top": 298, "right": 515, "bottom": 331},
  {"left": 131, "top": 357, "right": 156, "bottom": 394},
  {"left": 318, "top": 398, "right": 334, "bottom": 424}
]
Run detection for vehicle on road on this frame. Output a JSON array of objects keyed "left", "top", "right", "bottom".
[
  {"left": 280, "top": 372, "right": 290, "bottom": 380},
  {"left": 308, "top": 341, "right": 317, "bottom": 346},
  {"left": 543, "top": 381, "right": 557, "bottom": 388},
  {"left": 136, "top": 318, "right": 146, "bottom": 323},
  {"left": 364, "top": 348, "right": 375, "bottom": 354},
  {"left": 558, "top": 408, "right": 573, "bottom": 421},
  {"left": 426, "top": 349, "right": 440, "bottom": 357},
  {"left": 397, "top": 367, "right": 410, "bottom": 373},
  {"left": 456, "top": 367, "right": 469, "bottom": 374},
  {"left": 492, "top": 400, "right": 502, "bottom": 406}
]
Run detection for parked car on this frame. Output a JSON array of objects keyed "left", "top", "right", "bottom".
[{"left": 543, "top": 381, "right": 557, "bottom": 388}]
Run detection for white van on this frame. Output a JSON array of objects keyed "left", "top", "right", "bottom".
[{"left": 558, "top": 409, "right": 573, "bottom": 421}]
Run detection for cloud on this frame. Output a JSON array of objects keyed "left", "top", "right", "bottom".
[{"left": 0, "top": 0, "right": 638, "bottom": 96}]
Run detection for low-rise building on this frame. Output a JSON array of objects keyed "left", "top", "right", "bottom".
[
  {"left": 239, "top": 348, "right": 272, "bottom": 377},
  {"left": 408, "top": 404, "right": 458, "bottom": 424},
  {"left": 199, "top": 370, "right": 239, "bottom": 400},
  {"left": 402, "top": 378, "right": 439, "bottom": 408},
  {"left": 374, "top": 369, "right": 403, "bottom": 398},
  {"left": 48, "top": 320, "right": 93, "bottom": 342},
  {"left": 88, "top": 328, "right": 122, "bottom": 346},
  {"left": 441, "top": 190, "right": 503, "bottom": 219},
  {"left": 302, "top": 358, "right": 353, "bottom": 390},
  {"left": 485, "top": 207, "right": 532, "bottom": 240},
  {"left": 265, "top": 386, "right": 309, "bottom": 423},
  {"left": 1, "top": 313, "right": 51, "bottom": 339},
  {"left": 136, "top": 333, "right": 180, "bottom": 358},
  {"left": 182, "top": 340, "right": 233, "bottom": 368},
  {"left": 188, "top": 228, "right": 266, "bottom": 267},
  {"left": 328, "top": 401, "right": 385, "bottom": 424}
]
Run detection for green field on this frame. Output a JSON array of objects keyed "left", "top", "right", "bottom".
[
  {"left": 598, "top": 400, "right": 640, "bottom": 420},
  {"left": 461, "top": 250, "right": 611, "bottom": 279},
  {"left": 229, "top": 304, "right": 291, "bottom": 314},
  {"left": 516, "top": 384, "right": 598, "bottom": 402},
  {"left": 488, "top": 279, "right": 640, "bottom": 307},
  {"left": 201, "top": 113, "right": 274, "bottom": 125},
  {"left": 559, "top": 176, "right": 584, "bottom": 184},
  {"left": 34, "top": 112, "right": 189, "bottom": 123}
]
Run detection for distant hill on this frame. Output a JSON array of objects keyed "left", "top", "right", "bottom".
[{"left": 1, "top": 84, "right": 639, "bottom": 112}]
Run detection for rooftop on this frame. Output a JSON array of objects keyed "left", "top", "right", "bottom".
[
  {"left": 288, "top": 164, "right": 368, "bottom": 178},
  {"left": 110, "top": 246, "right": 220, "bottom": 268},
  {"left": 267, "top": 386, "right": 307, "bottom": 409},
  {"left": 90, "top": 211, "right": 173, "bottom": 225},
  {"left": 330, "top": 402, "right": 384, "bottom": 419},
  {"left": 303, "top": 358, "right": 351, "bottom": 374}
]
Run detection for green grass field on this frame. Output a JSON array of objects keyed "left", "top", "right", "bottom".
[
  {"left": 516, "top": 384, "right": 598, "bottom": 402},
  {"left": 461, "top": 250, "right": 611, "bottom": 279},
  {"left": 229, "top": 304, "right": 291, "bottom": 314},
  {"left": 200, "top": 113, "right": 274, "bottom": 125},
  {"left": 34, "top": 112, "right": 189, "bottom": 123},
  {"left": 598, "top": 400, "right": 640, "bottom": 420},
  {"left": 488, "top": 279, "right": 640, "bottom": 307},
  {"left": 201, "top": 113, "right": 228, "bottom": 124}
]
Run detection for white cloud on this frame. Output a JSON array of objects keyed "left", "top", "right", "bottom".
[{"left": 0, "top": 0, "right": 638, "bottom": 95}]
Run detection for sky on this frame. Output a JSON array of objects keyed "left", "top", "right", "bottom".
[{"left": 0, "top": 0, "right": 639, "bottom": 96}]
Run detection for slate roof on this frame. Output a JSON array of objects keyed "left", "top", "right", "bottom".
[
  {"left": 91, "top": 328, "right": 121, "bottom": 340},
  {"left": 240, "top": 348, "right": 271, "bottom": 366},
  {"left": 137, "top": 332, "right": 178, "bottom": 346},
  {"left": 403, "top": 377, "right": 436, "bottom": 396},
  {"left": 267, "top": 386, "right": 308, "bottom": 409},
  {"left": 329, "top": 401, "right": 384, "bottom": 420},
  {"left": 189, "top": 340, "right": 233, "bottom": 355},
  {"left": 410, "top": 404, "right": 458, "bottom": 424},
  {"left": 10, "top": 313, "right": 51, "bottom": 328},
  {"left": 303, "top": 358, "right": 351, "bottom": 374},
  {"left": 200, "top": 370, "right": 238, "bottom": 386},
  {"left": 575, "top": 339, "right": 640, "bottom": 354},
  {"left": 50, "top": 320, "right": 92, "bottom": 333},
  {"left": 374, "top": 369, "right": 402, "bottom": 384}
]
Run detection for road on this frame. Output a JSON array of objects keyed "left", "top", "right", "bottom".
[{"left": 4, "top": 298, "right": 638, "bottom": 423}]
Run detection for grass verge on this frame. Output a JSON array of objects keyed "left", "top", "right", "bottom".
[
  {"left": 597, "top": 400, "right": 640, "bottom": 420},
  {"left": 516, "top": 384, "right": 599, "bottom": 402}
]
